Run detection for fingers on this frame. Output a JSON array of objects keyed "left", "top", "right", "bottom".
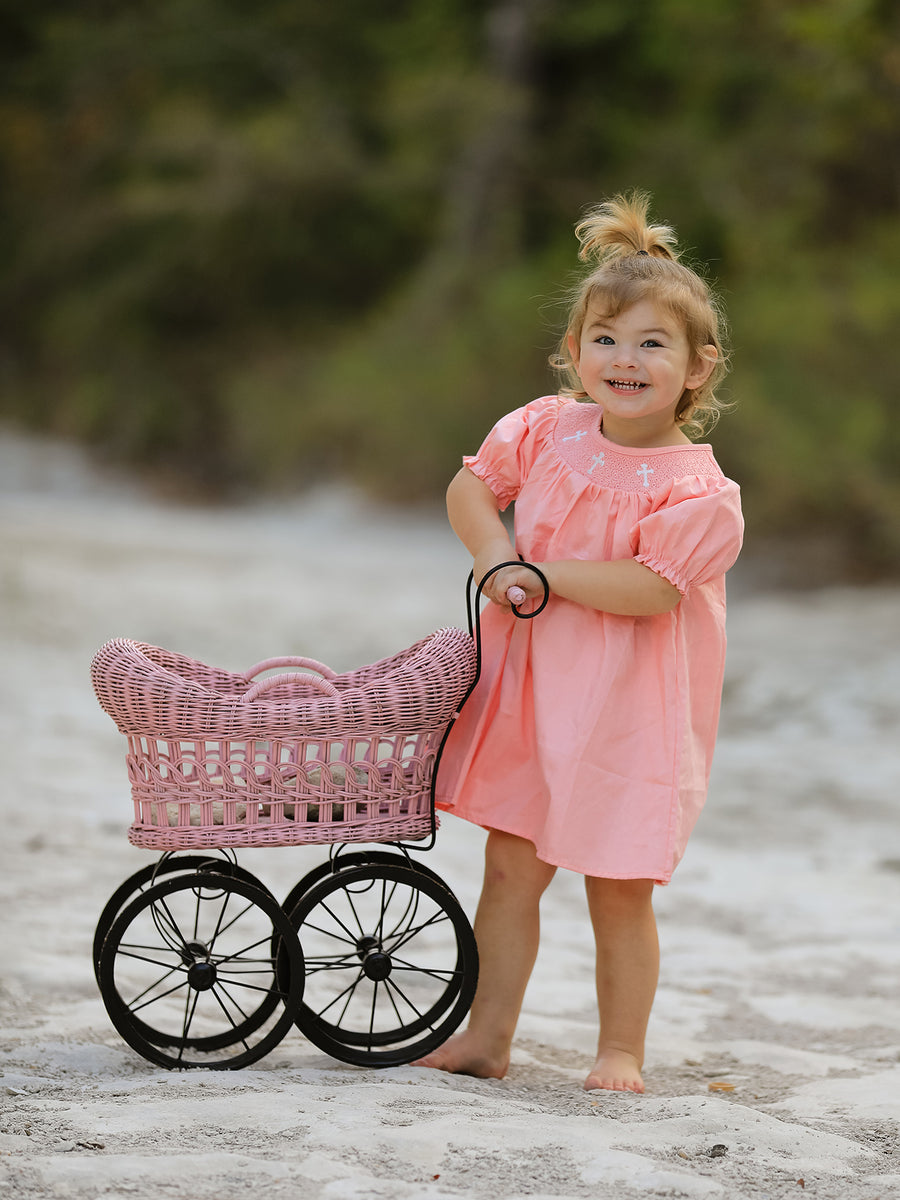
[
  {"left": 478, "top": 566, "right": 520, "bottom": 605},
  {"left": 480, "top": 566, "right": 541, "bottom": 608},
  {"left": 473, "top": 554, "right": 548, "bottom": 609}
]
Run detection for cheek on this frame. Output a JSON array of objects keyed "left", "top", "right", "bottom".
[{"left": 579, "top": 343, "right": 601, "bottom": 371}]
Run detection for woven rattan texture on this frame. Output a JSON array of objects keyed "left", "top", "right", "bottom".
[{"left": 91, "top": 629, "right": 476, "bottom": 850}]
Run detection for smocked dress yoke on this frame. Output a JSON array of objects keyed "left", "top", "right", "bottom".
[{"left": 436, "top": 395, "right": 744, "bottom": 883}]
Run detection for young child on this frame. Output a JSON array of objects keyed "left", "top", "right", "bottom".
[{"left": 417, "top": 192, "right": 743, "bottom": 1093}]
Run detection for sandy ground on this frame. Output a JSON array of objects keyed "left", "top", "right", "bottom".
[{"left": 2, "top": 428, "right": 900, "bottom": 1200}]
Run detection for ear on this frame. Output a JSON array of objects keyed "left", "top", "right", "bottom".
[
  {"left": 567, "top": 332, "right": 581, "bottom": 371},
  {"left": 685, "top": 345, "right": 717, "bottom": 390}
]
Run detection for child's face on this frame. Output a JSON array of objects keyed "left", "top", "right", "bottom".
[{"left": 567, "top": 298, "right": 715, "bottom": 444}]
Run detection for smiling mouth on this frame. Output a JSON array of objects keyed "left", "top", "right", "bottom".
[{"left": 606, "top": 379, "right": 647, "bottom": 391}]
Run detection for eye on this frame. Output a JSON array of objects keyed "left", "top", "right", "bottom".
[
  {"left": 594, "top": 335, "right": 615, "bottom": 345},
  {"left": 641, "top": 339, "right": 663, "bottom": 348}
]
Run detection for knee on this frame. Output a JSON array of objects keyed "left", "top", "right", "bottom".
[
  {"left": 585, "top": 876, "right": 655, "bottom": 916},
  {"left": 484, "top": 830, "right": 556, "bottom": 896}
]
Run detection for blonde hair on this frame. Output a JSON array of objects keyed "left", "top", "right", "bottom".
[{"left": 551, "top": 191, "right": 729, "bottom": 437}]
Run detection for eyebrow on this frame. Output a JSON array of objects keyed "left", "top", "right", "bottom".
[{"left": 585, "top": 319, "right": 674, "bottom": 337}]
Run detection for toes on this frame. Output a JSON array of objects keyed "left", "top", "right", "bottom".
[
  {"left": 584, "top": 1068, "right": 645, "bottom": 1094},
  {"left": 412, "top": 1052, "right": 446, "bottom": 1070}
]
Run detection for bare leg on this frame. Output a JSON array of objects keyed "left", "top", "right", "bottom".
[
  {"left": 583, "top": 876, "right": 658, "bottom": 1093},
  {"left": 414, "top": 830, "right": 556, "bottom": 1077}
]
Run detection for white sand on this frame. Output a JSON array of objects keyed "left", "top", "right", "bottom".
[{"left": 2, "top": 429, "right": 899, "bottom": 1199}]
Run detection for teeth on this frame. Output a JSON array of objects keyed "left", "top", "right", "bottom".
[{"left": 609, "top": 380, "right": 645, "bottom": 390}]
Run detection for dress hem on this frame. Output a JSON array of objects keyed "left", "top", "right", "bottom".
[{"left": 436, "top": 804, "right": 673, "bottom": 885}]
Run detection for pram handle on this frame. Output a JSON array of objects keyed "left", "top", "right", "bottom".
[
  {"left": 464, "top": 559, "right": 550, "bottom": 641},
  {"left": 245, "top": 655, "right": 337, "bottom": 680},
  {"left": 242, "top": 656, "right": 340, "bottom": 702},
  {"left": 474, "top": 561, "right": 550, "bottom": 621}
]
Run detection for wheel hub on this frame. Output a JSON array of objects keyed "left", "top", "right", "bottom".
[
  {"left": 181, "top": 940, "right": 217, "bottom": 990},
  {"left": 357, "top": 935, "right": 392, "bottom": 981},
  {"left": 181, "top": 939, "right": 208, "bottom": 963},
  {"left": 186, "top": 959, "right": 218, "bottom": 991}
]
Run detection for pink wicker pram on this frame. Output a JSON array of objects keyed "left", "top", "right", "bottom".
[
  {"left": 91, "top": 627, "right": 477, "bottom": 852},
  {"left": 91, "top": 566, "right": 544, "bottom": 1072}
]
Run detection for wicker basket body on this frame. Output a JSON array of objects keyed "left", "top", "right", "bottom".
[{"left": 91, "top": 629, "right": 477, "bottom": 851}]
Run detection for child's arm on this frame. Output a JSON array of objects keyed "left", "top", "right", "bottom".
[
  {"left": 446, "top": 468, "right": 524, "bottom": 605},
  {"left": 447, "top": 467, "right": 680, "bottom": 615},
  {"left": 539, "top": 559, "right": 681, "bottom": 616}
]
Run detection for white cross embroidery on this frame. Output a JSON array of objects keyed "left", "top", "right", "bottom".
[
  {"left": 562, "top": 430, "right": 587, "bottom": 442},
  {"left": 637, "top": 463, "right": 654, "bottom": 486},
  {"left": 588, "top": 453, "right": 605, "bottom": 473}
]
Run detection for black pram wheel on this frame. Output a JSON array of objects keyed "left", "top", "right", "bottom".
[
  {"left": 285, "top": 860, "right": 478, "bottom": 1067},
  {"left": 97, "top": 871, "right": 304, "bottom": 1069},
  {"left": 94, "top": 855, "right": 279, "bottom": 1053}
]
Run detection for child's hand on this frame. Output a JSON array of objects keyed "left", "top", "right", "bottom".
[
  {"left": 499, "top": 570, "right": 547, "bottom": 609},
  {"left": 474, "top": 550, "right": 544, "bottom": 609}
]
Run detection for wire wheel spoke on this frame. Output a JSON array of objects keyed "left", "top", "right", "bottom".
[
  {"left": 303, "top": 954, "right": 360, "bottom": 974},
  {"left": 320, "top": 895, "right": 367, "bottom": 946},
  {"left": 387, "top": 908, "right": 452, "bottom": 958},
  {"left": 389, "top": 956, "right": 462, "bottom": 984},
  {"left": 151, "top": 894, "right": 193, "bottom": 953},
  {"left": 380, "top": 976, "right": 422, "bottom": 1029},
  {"left": 297, "top": 919, "right": 359, "bottom": 949},
  {"left": 366, "top": 979, "right": 381, "bottom": 1045},
  {"left": 127, "top": 976, "right": 192, "bottom": 1014},
  {"left": 205, "top": 985, "right": 253, "bottom": 1052},
  {"left": 207, "top": 897, "right": 259, "bottom": 948},
  {"left": 216, "top": 960, "right": 278, "bottom": 974},
  {"left": 181, "top": 985, "right": 202, "bottom": 1045},
  {"left": 211, "top": 979, "right": 253, "bottom": 1027},
  {"left": 307, "top": 969, "right": 367, "bottom": 1024},
  {"left": 214, "top": 975, "right": 289, "bottom": 1000},
  {"left": 214, "top": 933, "right": 276, "bottom": 967},
  {"left": 114, "top": 944, "right": 188, "bottom": 972}
]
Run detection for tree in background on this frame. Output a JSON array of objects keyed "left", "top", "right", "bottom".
[{"left": 1, "top": 0, "right": 898, "bottom": 571}]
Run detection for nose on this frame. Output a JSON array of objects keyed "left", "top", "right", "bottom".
[{"left": 612, "top": 344, "right": 638, "bottom": 369}]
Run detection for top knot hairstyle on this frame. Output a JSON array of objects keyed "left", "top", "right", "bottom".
[{"left": 552, "top": 192, "right": 729, "bottom": 436}]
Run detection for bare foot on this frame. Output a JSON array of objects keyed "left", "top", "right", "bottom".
[
  {"left": 412, "top": 1032, "right": 509, "bottom": 1079},
  {"left": 584, "top": 1048, "right": 645, "bottom": 1094}
]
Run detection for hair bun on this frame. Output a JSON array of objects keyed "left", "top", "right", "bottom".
[{"left": 574, "top": 191, "right": 678, "bottom": 264}]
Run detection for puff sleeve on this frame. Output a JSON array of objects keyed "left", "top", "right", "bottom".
[
  {"left": 462, "top": 397, "right": 563, "bottom": 511},
  {"left": 634, "top": 476, "right": 743, "bottom": 595}
]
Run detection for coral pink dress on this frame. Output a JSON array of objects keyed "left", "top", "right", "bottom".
[{"left": 436, "top": 396, "right": 743, "bottom": 883}]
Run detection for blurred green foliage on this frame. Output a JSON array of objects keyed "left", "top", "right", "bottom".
[{"left": 1, "top": 0, "right": 898, "bottom": 570}]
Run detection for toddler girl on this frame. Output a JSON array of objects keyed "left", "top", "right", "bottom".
[{"left": 417, "top": 192, "right": 743, "bottom": 1093}]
